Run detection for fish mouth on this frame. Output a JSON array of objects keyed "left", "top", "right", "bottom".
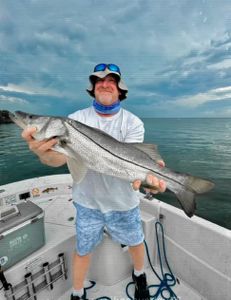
[{"left": 9, "top": 111, "right": 28, "bottom": 129}]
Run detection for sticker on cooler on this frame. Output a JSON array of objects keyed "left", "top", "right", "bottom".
[{"left": 0, "top": 256, "right": 8, "bottom": 266}]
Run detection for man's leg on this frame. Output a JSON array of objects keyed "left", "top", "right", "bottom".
[
  {"left": 129, "top": 243, "right": 150, "bottom": 300},
  {"left": 72, "top": 252, "right": 91, "bottom": 290},
  {"left": 71, "top": 253, "right": 91, "bottom": 299},
  {"left": 71, "top": 203, "right": 104, "bottom": 299},
  {"left": 128, "top": 242, "right": 145, "bottom": 271},
  {"left": 106, "top": 207, "right": 150, "bottom": 300},
  {"left": 129, "top": 244, "right": 150, "bottom": 300}
]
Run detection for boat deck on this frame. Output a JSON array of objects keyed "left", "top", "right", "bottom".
[
  {"left": 36, "top": 190, "right": 206, "bottom": 299},
  {"left": 59, "top": 266, "right": 204, "bottom": 300}
]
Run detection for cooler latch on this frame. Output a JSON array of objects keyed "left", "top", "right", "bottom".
[{"left": 0, "top": 205, "right": 19, "bottom": 222}]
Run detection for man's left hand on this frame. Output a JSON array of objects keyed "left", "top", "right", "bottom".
[
  {"left": 132, "top": 160, "right": 166, "bottom": 194},
  {"left": 132, "top": 175, "right": 166, "bottom": 194}
]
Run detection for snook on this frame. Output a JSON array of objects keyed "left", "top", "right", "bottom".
[{"left": 9, "top": 111, "right": 214, "bottom": 217}]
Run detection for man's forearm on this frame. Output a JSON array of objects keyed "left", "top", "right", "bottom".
[{"left": 39, "top": 152, "right": 67, "bottom": 167}]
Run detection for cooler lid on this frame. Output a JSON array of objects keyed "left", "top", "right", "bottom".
[{"left": 0, "top": 201, "right": 43, "bottom": 234}]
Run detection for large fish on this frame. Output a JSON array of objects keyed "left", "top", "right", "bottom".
[{"left": 9, "top": 111, "right": 214, "bottom": 217}]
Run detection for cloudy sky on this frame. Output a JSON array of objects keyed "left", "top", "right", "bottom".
[{"left": 1, "top": 0, "right": 231, "bottom": 117}]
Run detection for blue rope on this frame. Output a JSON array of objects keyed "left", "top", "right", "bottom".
[
  {"left": 147, "top": 221, "right": 179, "bottom": 299},
  {"left": 84, "top": 280, "right": 111, "bottom": 300},
  {"left": 126, "top": 221, "right": 179, "bottom": 300}
]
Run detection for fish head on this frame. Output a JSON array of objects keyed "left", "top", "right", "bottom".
[{"left": 9, "top": 111, "right": 68, "bottom": 141}]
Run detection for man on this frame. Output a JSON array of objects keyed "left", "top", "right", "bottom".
[{"left": 22, "top": 63, "right": 166, "bottom": 300}]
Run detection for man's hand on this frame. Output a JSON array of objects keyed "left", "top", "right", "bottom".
[
  {"left": 21, "top": 127, "right": 67, "bottom": 167},
  {"left": 132, "top": 160, "right": 166, "bottom": 194}
]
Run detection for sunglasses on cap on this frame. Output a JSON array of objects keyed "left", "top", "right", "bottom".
[{"left": 94, "top": 63, "right": 121, "bottom": 75}]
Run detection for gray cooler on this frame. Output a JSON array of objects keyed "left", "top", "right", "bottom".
[{"left": 0, "top": 201, "right": 45, "bottom": 270}]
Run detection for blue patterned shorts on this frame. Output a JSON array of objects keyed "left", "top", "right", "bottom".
[{"left": 73, "top": 203, "right": 144, "bottom": 256}]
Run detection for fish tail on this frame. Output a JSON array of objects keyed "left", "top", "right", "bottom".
[
  {"left": 141, "top": 180, "right": 197, "bottom": 217},
  {"left": 173, "top": 174, "right": 214, "bottom": 217},
  {"left": 184, "top": 174, "right": 215, "bottom": 194},
  {"left": 174, "top": 188, "right": 196, "bottom": 218}
]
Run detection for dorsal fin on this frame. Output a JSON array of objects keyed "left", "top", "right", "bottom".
[{"left": 130, "top": 143, "right": 163, "bottom": 162}]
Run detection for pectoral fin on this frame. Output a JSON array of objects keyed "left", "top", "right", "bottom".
[{"left": 67, "top": 157, "right": 88, "bottom": 183}]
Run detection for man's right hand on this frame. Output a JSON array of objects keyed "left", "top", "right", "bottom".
[{"left": 21, "top": 127, "right": 67, "bottom": 167}]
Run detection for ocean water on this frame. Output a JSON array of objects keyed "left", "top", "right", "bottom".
[
  {"left": 143, "top": 118, "right": 231, "bottom": 230},
  {"left": 0, "top": 119, "right": 231, "bottom": 229}
]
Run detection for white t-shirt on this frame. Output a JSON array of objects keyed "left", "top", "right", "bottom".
[{"left": 68, "top": 106, "right": 145, "bottom": 212}]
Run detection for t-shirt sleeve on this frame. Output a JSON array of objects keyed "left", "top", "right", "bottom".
[
  {"left": 124, "top": 116, "right": 145, "bottom": 143},
  {"left": 68, "top": 111, "right": 83, "bottom": 122}
]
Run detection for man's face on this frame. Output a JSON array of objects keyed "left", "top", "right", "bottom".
[{"left": 94, "top": 75, "right": 120, "bottom": 105}]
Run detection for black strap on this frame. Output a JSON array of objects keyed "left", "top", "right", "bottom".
[{"left": 0, "top": 265, "right": 11, "bottom": 290}]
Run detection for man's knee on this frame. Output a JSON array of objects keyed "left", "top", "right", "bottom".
[{"left": 73, "top": 251, "right": 92, "bottom": 259}]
